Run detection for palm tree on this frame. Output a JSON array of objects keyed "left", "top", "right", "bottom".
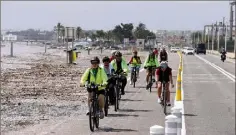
[
  {"left": 56, "top": 22, "right": 62, "bottom": 43},
  {"left": 76, "top": 27, "right": 82, "bottom": 40},
  {"left": 61, "top": 26, "right": 65, "bottom": 44}
]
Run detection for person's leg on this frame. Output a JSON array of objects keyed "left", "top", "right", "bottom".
[
  {"left": 98, "top": 90, "right": 105, "bottom": 119},
  {"left": 136, "top": 66, "right": 140, "bottom": 78},
  {"left": 157, "top": 82, "right": 162, "bottom": 103},
  {"left": 108, "top": 82, "right": 114, "bottom": 104},
  {"left": 87, "top": 92, "right": 92, "bottom": 115},
  {"left": 121, "top": 76, "right": 127, "bottom": 95}
]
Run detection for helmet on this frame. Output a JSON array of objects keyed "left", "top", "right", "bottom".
[
  {"left": 102, "top": 56, "right": 110, "bottom": 62},
  {"left": 90, "top": 56, "right": 100, "bottom": 64},
  {"left": 115, "top": 51, "right": 122, "bottom": 57},
  {"left": 160, "top": 61, "right": 168, "bottom": 68}
]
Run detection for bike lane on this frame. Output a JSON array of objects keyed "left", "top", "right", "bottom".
[{"left": 4, "top": 53, "right": 180, "bottom": 135}]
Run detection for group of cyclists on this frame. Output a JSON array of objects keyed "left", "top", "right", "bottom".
[{"left": 80, "top": 47, "right": 174, "bottom": 120}]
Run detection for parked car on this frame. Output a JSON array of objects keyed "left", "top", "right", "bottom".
[
  {"left": 184, "top": 48, "right": 195, "bottom": 55},
  {"left": 170, "top": 47, "right": 180, "bottom": 53}
]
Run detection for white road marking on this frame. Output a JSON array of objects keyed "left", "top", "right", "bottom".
[{"left": 195, "top": 55, "right": 235, "bottom": 82}]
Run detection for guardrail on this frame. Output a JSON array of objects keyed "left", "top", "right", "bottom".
[{"left": 150, "top": 52, "right": 184, "bottom": 135}]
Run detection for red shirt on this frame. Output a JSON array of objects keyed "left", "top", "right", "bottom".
[
  {"left": 110, "top": 56, "right": 115, "bottom": 62},
  {"left": 153, "top": 49, "right": 158, "bottom": 55}
]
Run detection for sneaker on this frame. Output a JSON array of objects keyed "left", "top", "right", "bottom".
[
  {"left": 130, "top": 81, "right": 133, "bottom": 85},
  {"left": 100, "top": 110, "right": 104, "bottom": 119},
  {"left": 157, "top": 98, "right": 161, "bottom": 104},
  {"left": 167, "top": 102, "right": 171, "bottom": 106}
]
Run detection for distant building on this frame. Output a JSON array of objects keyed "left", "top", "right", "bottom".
[{"left": 2, "top": 34, "right": 17, "bottom": 41}]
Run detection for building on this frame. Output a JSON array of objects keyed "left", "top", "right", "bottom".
[{"left": 2, "top": 34, "right": 17, "bottom": 41}]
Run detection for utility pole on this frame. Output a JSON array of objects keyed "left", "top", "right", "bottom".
[
  {"left": 208, "top": 27, "right": 210, "bottom": 50},
  {"left": 230, "top": 4, "right": 234, "bottom": 41},
  {"left": 212, "top": 24, "right": 214, "bottom": 51},
  {"left": 234, "top": 0, "right": 236, "bottom": 54},
  {"left": 225, "top": 22, "right": 228, "bottom": 51}
]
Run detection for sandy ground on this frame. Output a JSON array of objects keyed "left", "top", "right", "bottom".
[{"left": 1, "top": 44, "right": 147, "bottom": 134}]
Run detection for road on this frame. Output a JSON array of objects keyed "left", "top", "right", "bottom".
[
  {"left": 183, "top": 54, "right": 235, "bottom": 135},
  {"left": 4, "top": 53, "right": 180, "bottom": 135}
]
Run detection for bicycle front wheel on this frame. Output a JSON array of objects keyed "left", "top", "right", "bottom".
[
  {"left": 89, "top": 103, "right": 95, "bottom": 132},
  {"left": 163, "top": 90, "right": 167, "bottom": 115}
]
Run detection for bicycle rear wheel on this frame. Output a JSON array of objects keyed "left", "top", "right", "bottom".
[
  {"left": 89, "top": 103, "right": 95, "bottom": 132},
  {"left": 114, "top": 87, "right": 118, "bottom": 112},
  {"left": 163, "top": 90, "right": 167, "bottom": 115},
  {"left": 133, "top": 72, "right": 136, "bottom": 88},
  {"left": 104, "top": 93, "right": 109, "bottom": 116},
  {"left": 149, "top": 75, "right": 152, "bottom": 93}
]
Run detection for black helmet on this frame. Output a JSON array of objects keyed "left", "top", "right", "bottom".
[
  {"left": 90, "top": 56, "right": 100, "bottom": 64},
  {"left": 115, "top": 51, "right": 122, "bottom": 57},
  {"left": 133, "top": 50, "right": 138, "bottom": 54},
  {"left": 102, "top": 56, "right": 110, "bottom": 62}
]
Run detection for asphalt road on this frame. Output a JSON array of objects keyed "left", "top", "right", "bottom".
[
  {"left": 4, "top": 53, "right": 180, "bottom": 135},
  {"left": 183, "top": 54, "right": 235, "bottom": 135}
]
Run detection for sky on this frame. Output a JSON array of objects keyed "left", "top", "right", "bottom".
[{"left": 1, "top": 1, "right": 232, "bottom": 31}]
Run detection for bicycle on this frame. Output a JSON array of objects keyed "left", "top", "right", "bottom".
[
  {"left": 128, "top": 63, "right": 140, "bottom": 88},
  {"left": 111, "top": 72, "right": 125, "bottom": 112},
  {"left": 85, "top": 83, "right": 104, "bottom": 132},
  {"left": 147, "top": 66, "right": 157, "bottom": 93},
  {"left": 160, "top": 80, "right": 167, "bottom": 115}
]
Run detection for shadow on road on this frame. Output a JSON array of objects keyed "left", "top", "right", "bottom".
[
  {"left": 135, "top": 86, "right": 146, "bottom": 89},
  {"left": 99, "top": 127, "right": 138, "bottom": 132},
  {"left": 125, "top": 91, "right": 141, "bottom": 94},
  {"left": 108, "top": 113, "right": 139, "bottom": 117},
  {"left": 120, "top": 98, "right": 143, "bottom": 102},
  {"left": 183, "top": 113, "right": 197, "bottom": 117},
  {"left": 119, "top": 109, "right": 153, "bottom": 112}
]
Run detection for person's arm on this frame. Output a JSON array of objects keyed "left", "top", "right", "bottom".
[
  {"left": 128, "top": 57, "right": 133, "bottom": 64},
  {"left": 143, "top": 55, "right": 149, "bottom": 68},
  {"left": 169, "top": 68, "right": 174, "bottom": 87},
  {"left": 101, "top": 68, "right": 108, "bottom": 86},
  {"left": 80, "top": 68, "right": 90, "bottom": 85},
  {"left": 122, "top": 59, "right": 129, "bottom": 73},
  {"left": 155, "top": 56, "right": 159, "bottom": 67}
]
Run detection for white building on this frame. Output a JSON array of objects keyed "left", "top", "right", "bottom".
[{"left": 2, "top": 34, "right": 17, "bottom": 41}]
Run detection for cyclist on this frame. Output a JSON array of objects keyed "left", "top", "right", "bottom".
[
  {"left": 100, "top": 56, "right": 115, "bottom": 105},
  {"left": 159, "top": 48, "right": 168, "bottom": 62},
  {"left": 156, "top": 61, "right": 174, "bottom": 106},
  {"left": 80, "top": 57, "right": 108, "bottom": 119},
  {"left": 143, "top": 52, "right": 159, "bottom": 89},
  {"left": 128, "top": 50, "right": 142, "bottom": 85},
  {"left": 111, "top": 51, "right": 129, "bottom": 95}
]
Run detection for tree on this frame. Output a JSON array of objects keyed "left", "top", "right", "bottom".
[
  {"left": 55, "top": 22, "right": 64, "bottom": 43},
  {"left": 85, "top": 32, "right": 90, "bottom": 41},
  {"left": 96, "top": 30, "right": 105, "bottom": 41},
  {"left": 105, "top": 30, "right": 113, "bottom": 41},
  {"left": 61, "top": 26, "right": 65, "bottom": 44},
  {"left": 76, "top": 27, "right": 82, "bottom": 40},
  {"left": 90, "top": 33, "right": 97, "bottom": 42},
  {"left": 112, "top": 23, "right": 134, "bottom": 43}
]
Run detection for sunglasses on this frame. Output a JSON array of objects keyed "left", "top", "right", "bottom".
[{"left": 91, "top": 60, "right": 99, "bottom": 64}]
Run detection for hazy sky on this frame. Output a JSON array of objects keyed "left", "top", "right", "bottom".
[{"left": 1, "top": 1, "right": 232, "bottom": 31}]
